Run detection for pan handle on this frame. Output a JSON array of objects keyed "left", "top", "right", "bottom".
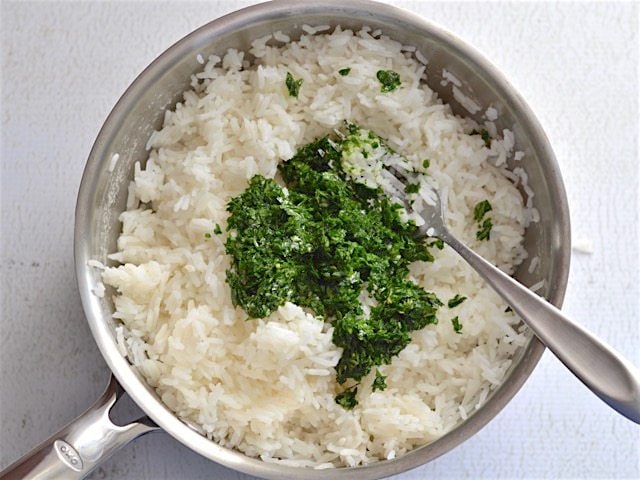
[{"left": 0, "top": 375, "right": 159, "bottom": 480}]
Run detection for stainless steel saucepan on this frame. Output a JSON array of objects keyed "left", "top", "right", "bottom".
[{"left": 1, "top": 1, "right": 572, "bottom": 478}]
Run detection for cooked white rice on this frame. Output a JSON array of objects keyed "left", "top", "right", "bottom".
[{"left": 101, "top": 26, "right": 533, "bottom": 467}]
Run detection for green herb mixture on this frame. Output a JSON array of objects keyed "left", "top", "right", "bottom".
[
  {"left": 285, "top": 72, "right": 303, "bottom": 98},
  {"left": 224, "top": 126, "right": 485, "bottom": 408},
  {"left": 471, "top": 128, "right": 492, "bottom": 148},
  {"left": 376, "top": 69, "right": 402, "bottom": 92},
  {"left": 473, "top": 199, "right": 493, "bottom": 241},
  {"left": 447, "top": 294, "right": 467, "bottom": 309}
]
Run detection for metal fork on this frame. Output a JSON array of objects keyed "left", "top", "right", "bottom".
[{"left": 381, "top": 165, "right": 640, "bottom": 424}]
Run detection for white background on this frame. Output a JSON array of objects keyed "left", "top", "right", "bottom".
[{"left": 1, "top": 1, "right": 638, "bottom": 479}]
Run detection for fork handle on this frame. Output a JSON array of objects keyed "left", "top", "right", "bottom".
[{"left": 441, "top": 231, "right": 640, "bottom": 424}]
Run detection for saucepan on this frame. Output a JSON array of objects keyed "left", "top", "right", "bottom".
[{"left": 1, "top": 1, "right": 572, "bottom": 478}]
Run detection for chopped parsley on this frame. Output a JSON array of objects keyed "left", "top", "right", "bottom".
[
  {"left": 376, "top": 69, "right": 401, "bottom": 93},
  {"left": 481, "top": 130, "right": 492, "bottom": 148},
  {"left": 476, "top": 217, "right": 493, "bottom": 241},
  {"left": 225, "top": 128, "right": 441, "bottom": 402},
  {"left": 471, "top": 128, "right": 492, "bottom": 148},
  {"left": 404, "top": 183, "right": 420, "bottom": 194},
  {"left": 447, "top": 294, "right": 467, "bottom": 309},
  {"left": 372, "top": 370, "right": 387, "bottom": 392},
  {"left": 473, "top": 200, "right": 492, "bottom": 222},
  {"left": 213, "top": 224, "right": 222, "bottom": 235},
  {"left": 473, "top": 200, "right": 493, "bottom": 241},
  {"left": 429, "top": 238, "right": 445, "bottom": 250},
  {"left": 335, "top": 385, "right": 358, "bottom": 409},
  {"left": 204, "top": 232, "right": 212, "bottom": 239},
  {"left": 422, "top": 159, "right": 430, "bottom": 169},
  {"left": 451, "top": 316, "right": 463, "bottom": 334},
  {"left": 285, "top": 72, "right": 303, "bottom": 98},
  {"left": 338, "top": 68, "right": 351, "bottom": 76}
]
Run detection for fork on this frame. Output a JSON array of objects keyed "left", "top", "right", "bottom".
[{"left": 380, "top": 165, "right": 640, "bottom": 424}]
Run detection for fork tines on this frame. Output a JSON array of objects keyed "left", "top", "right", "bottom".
[{"left": 379, "top": 168, "right": 417, "bottom": 211}]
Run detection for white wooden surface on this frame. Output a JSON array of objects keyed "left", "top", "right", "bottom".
[{"left": 1, "top": 1, "right": 638, "bottom": 478}]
